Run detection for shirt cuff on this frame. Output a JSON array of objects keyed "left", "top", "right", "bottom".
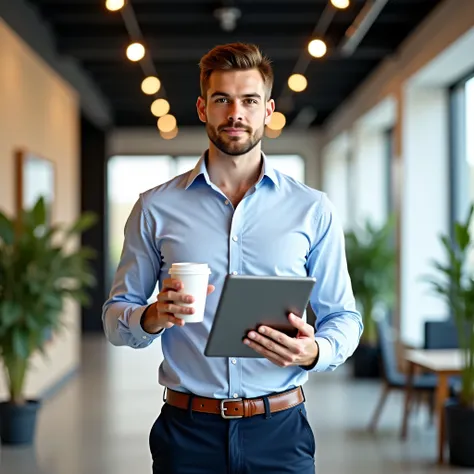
[
  {"left": 129, "top": 305, "right": 163, "bottom": 343},
  {"left": 310, "top": 336, "right": 333, "bottom": 372}
]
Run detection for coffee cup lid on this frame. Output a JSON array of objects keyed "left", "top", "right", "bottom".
[{"left": 168, "top": 263, "right": 211, "bottom": 275}]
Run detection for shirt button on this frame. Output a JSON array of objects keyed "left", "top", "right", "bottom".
[
  {"left": 224, "top": 200, "right": 229, "bottom": 205},
  {"left": 232, "top": 271, "right": 238, "bottom": 275},
  {"left": 232, "top": 235, "right": 238, "bottom": 242},
  {"left": 231, "top": 358, "right": 237, "bottom": 365},
  {"left": 233, "top": 393, "right": 239, "bottom": 398},
  {"left": 142, "top": 336, "right": 147, "bottom": 340}
]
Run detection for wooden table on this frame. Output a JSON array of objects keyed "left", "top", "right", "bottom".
[{"left": 401, "top": 349, "right": 462, "bottom": 464}]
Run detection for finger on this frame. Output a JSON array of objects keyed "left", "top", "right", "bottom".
[
  {"left": 158, "top": 302, "right": 195, "bottom": 316},
  {"left": 162, "top": 278, "right": 183, "bottom": 292},
  {"left": 256, "top": 326, "right": 301, "bottom": 354},
  {"left": 164, "top": 313, "right": 186, "bottom": 327},
  {"left": 243, "top": 338, "right": 290, "bottom": 367},
  {"left": 207, "top": 284, "right": 215, "bottom": 295},
  {"left": 288, "top": 313, "right": 314, "bottom": 337},
  {"left": 246, "top": 330, "right": 295, "bottom": 360},
  {"left": 158, "top": 290, "right": 194, "bottom": 304}
]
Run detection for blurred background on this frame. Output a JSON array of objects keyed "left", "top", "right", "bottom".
[{"left": 0, "top": 0, "right": 473, "bottom": 473}]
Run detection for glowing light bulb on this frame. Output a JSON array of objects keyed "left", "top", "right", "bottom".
[
  {"left": 308, "top": 39, "right": 327, "bottom": 58},
  {"left": 106, "top": 0, "right": 125, "bottom": 11},
  {"left": 141, "top": 76, "right": 161, "bottom": 95},
  {"left": 267, "top": 112, "right": 286, "bottom": 131},
  {"left": 151, "top": 98, "right": 170, "bottom": 117},
  {"left": 158, "top": 114, "right": 177, "bottom": 133},
  {"left": 331, "top": 0, "right": 350, "bottom": 9},
  {"left": 126, "top": 42, "right": 145, "bottom": 61},
  {"left": 288, "top": 74, "right": 307, "bottom": 92}
]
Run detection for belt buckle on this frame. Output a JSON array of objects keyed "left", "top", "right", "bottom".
[{"left": 220, "top": 398, "right": 243, "bottom": 419}]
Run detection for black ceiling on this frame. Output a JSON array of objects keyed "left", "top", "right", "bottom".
[{"left": 25, "top": 0, "right": 443, "bottom": 128}]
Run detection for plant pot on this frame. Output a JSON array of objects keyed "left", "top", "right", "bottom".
[
  {"left": 0, "top": 400, "right": 40, "bottom": 445},
  {"left": 352, "top": 343, "right": 380, "bottom": 378},
  {"left": 446, "top": 399, "right": 474, "bottom": 467}
]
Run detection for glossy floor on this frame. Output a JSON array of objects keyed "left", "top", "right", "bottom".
[{"left": 0, "top": 335, "right": 471, "bottom": 474}]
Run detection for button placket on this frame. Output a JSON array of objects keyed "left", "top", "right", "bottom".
[{"left": 228, "top": 204, "right": 243, "bottom": 398}]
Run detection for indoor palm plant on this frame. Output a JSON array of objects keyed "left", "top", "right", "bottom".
[
  {"left": 426, "top": 204, "right": 474, "bottom": 467},
  {"left": 345, "top": 216, "right": 396, "bottom": 377},
  {"left": 0, "top": 196, "right": 96, "bottom": 445}
]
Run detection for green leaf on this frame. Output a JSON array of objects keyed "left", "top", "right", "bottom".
[
  {"left": 0, "top": 302, "right": 22, "bottom": 331},
  {"left": 12, "top": 327, "right": 29, "bottom": 360},
  {"left": 0, "top": 210, "right": 15, "bottom": 245},
  {"left": 31, "top": 197, "right": 47, "bottom": 228},
  {"left": 455, "top": 222, "right": 470, "bottom": 252}
]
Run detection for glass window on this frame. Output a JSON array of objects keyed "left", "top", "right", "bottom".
[
  {"left": 266, "top": 154, "right": 305, "bottom": 183},
  {"left": 175, "top": 156, "right": 200, "bottom": 175},
  {"left": 467, "top": 78, "right": 474, "bottom": 170},
  {"left": 107, "top": 155, "right": 174, "bottom": 290},
  {"left": 450, "top": 74, "right": 474, "bottom": 267}
]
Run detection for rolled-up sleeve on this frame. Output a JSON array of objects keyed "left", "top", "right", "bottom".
[
  {"left": 102, "top": 194, "right": 163, "bottom": 348},
  {"left": 305, "top": 194, "right": 363, "bottom": 372}
]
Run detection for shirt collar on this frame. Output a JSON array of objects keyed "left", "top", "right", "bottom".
[{"left": 185, "top": 150, "right": 280, "bottom": 190}]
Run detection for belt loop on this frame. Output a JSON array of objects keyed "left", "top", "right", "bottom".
[
  {"left": 300, "top": 386, "right": 306, "bottom": 403},
  {"left": 187, "top": 394, "right": 195, "bottom": 421},
  {"left": 263, "top": 396, "right": 272, "bottom": 420}
]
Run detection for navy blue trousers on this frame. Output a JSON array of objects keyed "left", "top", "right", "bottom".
[{"left": 149, "top": 398, "right": 316, "bottom": 474}]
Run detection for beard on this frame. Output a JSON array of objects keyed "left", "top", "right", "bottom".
[{"left": 206, "top": 120, "right": 265, "bottom": 156}]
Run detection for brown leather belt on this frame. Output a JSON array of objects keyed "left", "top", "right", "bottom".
[{"left": 165, "top": 386, "right": 304, "bottom": 419}]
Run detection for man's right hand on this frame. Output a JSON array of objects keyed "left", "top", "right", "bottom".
[{"left": 141, "top": 278, "right": 215, "bottom": 334}]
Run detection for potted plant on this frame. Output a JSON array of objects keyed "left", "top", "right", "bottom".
[
  {"left": 0, "top": 196, "right": 96, "bottom": 445},
  {"left": 426, "top": 204, "right": 474, "bottom": 467},
  {"left": 345, "top": 216, "right": 396, "bottom": 378}
]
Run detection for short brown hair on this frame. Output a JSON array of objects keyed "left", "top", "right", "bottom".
[{"left": 199, "top": 43, "right": 273, "bottom": 100}]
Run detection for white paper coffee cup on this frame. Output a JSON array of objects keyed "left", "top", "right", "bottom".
[{"left": 168, "top": 263, "right": 211, "bottom": 323}]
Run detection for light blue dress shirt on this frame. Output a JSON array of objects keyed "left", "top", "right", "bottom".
[{"left": 102, "top": 151, "right": 363, "bottom": 399}]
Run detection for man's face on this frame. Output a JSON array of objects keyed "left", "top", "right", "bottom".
[{"left": 196, "top": 69, "right": 275, "bottom": 156}]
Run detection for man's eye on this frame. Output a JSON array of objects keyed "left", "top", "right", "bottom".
[
  {"left": 216, "top": 98, "right": 229, "bottom": 103},
  {"left": 245, "top": 99, "right": 258, "bottom": 105}
]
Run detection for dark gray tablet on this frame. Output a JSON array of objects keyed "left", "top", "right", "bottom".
[{"left": 204, "top": 274, "right": 316, "bottom": 358}]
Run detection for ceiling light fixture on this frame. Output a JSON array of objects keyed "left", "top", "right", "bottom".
[
  {"left": 308, "top": 39, "right": 327, "bottom": 58},
  {"left": 126, "top": 42, "right": 145, "bottom": 61},
  {"left": 331, "top": 0, "right": 350, "bottom": 9},
  {"left": 105, "top": 0, "right": 125, "bottom": 12},
  {"left": 267, "top": 112, "right": 286, "bottom": 131},
  {"left": 214, "top": 6, "right": 242, "bottom": 32},
  {"left": 141, "top": 76, "right": 161, "bottom": 95},
  {"left": 158, "top": 114, "right": 177, "bottom": 133},
  {"left": 288, "top": 74, "right": 308, "bottom": 92},
  {"left": 151, "top": 99, "right": 170, "bottom": 117}
]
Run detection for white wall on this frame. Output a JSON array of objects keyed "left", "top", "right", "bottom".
[
  {"left": 0, "top": 19, "right": 80, "bottom": 399},
  {"left": 321, "top": 133, "right": 350, "bottom": 228},
  {"left": 107, "top": 127, "right": 321, "bottom": 189},
  {"left": 321, "top": 0, "right": 474, "bottom": 346},
  {"left": 352, "top": 129, "right": 387, "bottom": 228},
  {"left": 401, "top": 86, "right": 450, "bottom": 346}
]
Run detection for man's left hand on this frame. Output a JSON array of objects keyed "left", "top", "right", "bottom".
[{"left": 243, "top": 313, "right": 319, "bottom": 368}]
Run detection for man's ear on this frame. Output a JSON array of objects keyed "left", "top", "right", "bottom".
[
  {"left": 196, "top": 96, "right": 207, "bottom": 123},
  {"left": 265, "top": 99, "right": 276, "bottom": 125}
]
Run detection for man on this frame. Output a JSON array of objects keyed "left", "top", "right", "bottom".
[{"left": 103, "top": 42, "right": 363, "bottom": 474}]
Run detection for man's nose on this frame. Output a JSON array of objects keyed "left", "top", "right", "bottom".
[{"left": 228, "top": 102, "right": 243, "bottom": 122}]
